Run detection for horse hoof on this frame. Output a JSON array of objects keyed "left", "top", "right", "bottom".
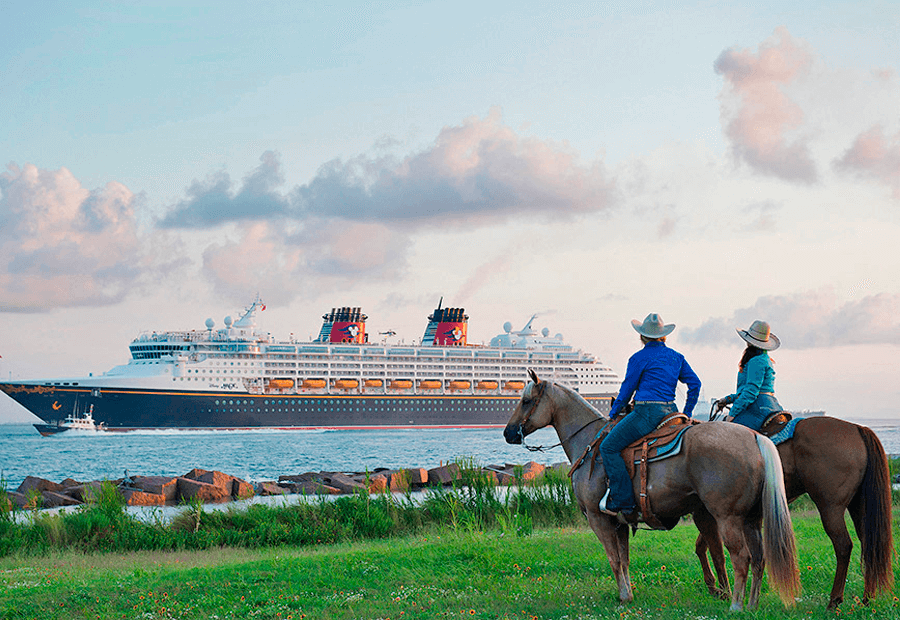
[
  {"left": 729, "top": 602, "right": 743, "bottom": 612},
  {"left": 826, "top": 597, "right": 843, "bottom": 611},
  {"left": 713, "top": 588, "right": 730, "bottom": 601}
]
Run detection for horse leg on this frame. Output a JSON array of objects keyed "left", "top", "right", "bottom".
[
  {"left": 694, "top": 508, "right": 731, "bottom": 599},
  {"left": 816, "top": 503, "right": 852, "bottom": 610},
  {"left": 742, "top": 518, "right": 765, "bottom": 610},
  {"left": 586, "top": 511, "right": 633, "bottom": 602},
  {"left": 718, "top": 516, "right": 751, "bottom": 612}
]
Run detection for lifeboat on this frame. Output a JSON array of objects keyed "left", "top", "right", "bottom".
[
  {"left": 448, "top": 380, "right": 471, "bottom": 390},
  {"left": 476, "top": 380, "right": 499, "bottom": 390},
  {"left": 301, "top": 378, "right": 326, "bottom": 389},
  {"left": 364, "top": 379, "right": 383, "bottom": 388},
  {"left": 389, "top": 379, "right": 413, "bottom": 390},
  {"left": 418, "top": 380, "right": 442, "bottom": 390},
  {"left": 503, "top": 380, "right": 526, "bottom": 390},
  {"left": 333, "top": 379, "right": 359, "bottom": 389},
  {"left": 266, "top": 378, "right": 294, "bottom": 389}
]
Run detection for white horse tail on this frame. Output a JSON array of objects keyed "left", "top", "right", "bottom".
[{"left": 756, "top": 433, "right": 801, "bottom": 605}]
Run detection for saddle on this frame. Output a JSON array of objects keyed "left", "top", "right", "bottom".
[
  {"left": 570, "top": 412, "right": 698, "bottom": 530},
  {"left": 757, "top": 411, "right": 793, "bottom": 437}
]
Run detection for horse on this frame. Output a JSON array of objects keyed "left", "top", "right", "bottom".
[
  {"left": 503, "top": 371, "right": 801, "bottom": 611},
  {"left": 694, "top": 414, "right": 894, "bottom": 609}
]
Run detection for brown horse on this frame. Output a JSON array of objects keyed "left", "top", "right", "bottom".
[
  {"left": 694, "top": 415, "right": 894, "bottom": 609},
  {"left": 503, "top": 372, "right": 801, "bottom": 611}
]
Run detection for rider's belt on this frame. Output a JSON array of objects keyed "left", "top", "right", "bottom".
[
  {"left": 634, "top": 400, "right": 675, "bottom": 405},
  {"left": 758, "top": 392, "right": 775, "bottom": 396}
]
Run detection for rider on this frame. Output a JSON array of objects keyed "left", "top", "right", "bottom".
[
  {"left": 713, "top": 320, "right": 782, "bottom": 431},
  {"left": 599, "top": 313, "right": 701, "bottom": 516}
]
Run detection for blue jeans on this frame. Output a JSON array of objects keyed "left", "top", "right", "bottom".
[
  {"left": 600, "top": 402, "right": 677, "bottom": 511},
  {"left": 731, "top": 394, "right": 782, "bottom": 432}
]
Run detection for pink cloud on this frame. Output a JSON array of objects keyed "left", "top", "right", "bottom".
[
  {"left": 714, "top": 27, "right": 817, "bottom": 183},
  {"left": 0, "top": 163, "right": 153, "bottom": 311},
  {"left": 834, "top": 125, "right": 900, "bottom": 199},
  {"left": 201, "top": 220, "right": 409, "bottom": 304},
  {"left": 681, "top": 288, "right": 900, "bottom": 348}
]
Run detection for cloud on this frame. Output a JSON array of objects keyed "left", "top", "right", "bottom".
[
  {"left": 295, "top": 108, "right": 616, "bottom": 226},
  {"left": 0, "top": 163, "right": 157, "bottom": 312},
  {"left": 714, "top": 27, "right": 817, "bottom": 183},
  {"left": 158, "top": 109, "right": 617, "bottom": 305},
  {"left": 161, "top": 109, "right": 616, "bottom": 231},
  {"left": 201, "top": 219, "right": 409, "bottom": 304},
  {"left": 159, "top": 151, "right": 289, "bottom": 228},
  {"left": 681, "top": 289, "right": 900, "bottom": 349},
  {"left": 833, "top": 125, "right": 900, "bottom": 199}
]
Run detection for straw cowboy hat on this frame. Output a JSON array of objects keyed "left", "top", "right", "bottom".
[
  {"left": 631, "top": 313, "right": 675, "bottom": 338},
  {"left": 736, "top": 320, "right": 780, "bottom": 350}
]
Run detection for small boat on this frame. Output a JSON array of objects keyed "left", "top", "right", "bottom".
[
  {"left": 448, "top": 380, "right": 471, "bottom": 390},
  {"left": 503, "top": 380, "right": 525, "bottom": 390},
  {"left": 389, "top": 379, "right": 413, "bottom": 390},
  {"left": 476, "top": 380, "right": 499, "bottom": 390},
  {"left": 364, "top": 379, "right": 384, "bottom": 388},
  {"left": 418, "top": 380, "right": 442, "bottom": 390},
  {"left": 301, "top": 379, "right": 327, "bottom": 389},
  {"left": 33, "top": 404, "right": 106, "bottom": 436},
  {"left": 333, "top": 379, "right": 359, "bottom": 389}
]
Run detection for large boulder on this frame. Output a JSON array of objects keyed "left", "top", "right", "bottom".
[
  {"left": 17, "top": 476, "right": 64, "bottom": 495},
  {"left": 232, "top": 478, "right": 255, "bottom": 500},
  {"left": 41, "top": 491, "right": 82, "bottom": 507},
  {"left": 366, "top": 474, "right": 388, "bottom": 493},
  {"left": 386, "top": 468, "right": 428, "bottom": 492},
  {"left": 131, "top": 476, "right": 179, "bottom": 502},
  {"left": 280, "top": 480, "right": 341, "bottom": 495},
  {"left": 256, "top": 481, "right": 289, "bottom": 496},
  {"left": 5, "top": 491, "right": 30, "bottom": 509},
  {"left": 520, "top": 461, "right": 546, "bottom": 481},
  {"left": 122, "top": 489, "right": 167, "bottom": 506},
  {"left": 320, "top": 472, "right": 366, "bottom": 494},
  {"left": 427, "top": 463, "right": 461, "bottom": 486},
  {"left": 176, "top": 477, "right": 229, "bottom": 502},
  {"left": 65, "top": 481, "right": 106, "bottom": 503}
]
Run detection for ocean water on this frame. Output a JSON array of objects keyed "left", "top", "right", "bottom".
[{"left": 2, "top": 419, "right": 898, "bottom": 491}]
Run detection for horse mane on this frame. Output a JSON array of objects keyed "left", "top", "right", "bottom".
[{"left": 531, "top": 378, "right": 608, "bottom": 420}]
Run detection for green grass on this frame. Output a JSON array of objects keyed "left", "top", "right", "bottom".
[
  {"left": 2, "top": 511, "right": 899, "bottom": 619},
  {"left": 1, "top": 460, "right": 898, "bottom": 618}
]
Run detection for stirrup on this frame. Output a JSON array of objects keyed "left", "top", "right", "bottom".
[{"left": 599, "top": 488, "right": 617, "bottom": 516}]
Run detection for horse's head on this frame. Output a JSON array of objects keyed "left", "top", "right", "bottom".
[{"left": 503, "top": 369, "right": 553, "bottom": 444}]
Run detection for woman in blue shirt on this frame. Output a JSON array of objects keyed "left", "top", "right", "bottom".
[
  {"left": 714, "top": 320, "right": 782, "bottom": 431},
  {"left": 599, "top": 313, "right": 701, "bottom": 517}
]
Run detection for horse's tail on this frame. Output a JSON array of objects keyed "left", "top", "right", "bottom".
[
  {"left": 756, "top": 433, "right": 801, "bottom": 606},
  {"left": 856, "top": 425, "right": 895, "bottom": 597}
]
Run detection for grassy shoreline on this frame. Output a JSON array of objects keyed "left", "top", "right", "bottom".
[
  {"left": 3, "top": 459, "right": 898, "bottom": 618},
  {"left": 2, "top": 511, "right": 899, "bottom": 619}
]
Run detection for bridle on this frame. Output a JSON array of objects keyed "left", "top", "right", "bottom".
[{"left": 516, "top": 379, "right": 604, "bottom": 453}]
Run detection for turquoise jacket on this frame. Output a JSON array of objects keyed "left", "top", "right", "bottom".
[{"left": 723, "top": 352, "right": 776, "bottom": 417}]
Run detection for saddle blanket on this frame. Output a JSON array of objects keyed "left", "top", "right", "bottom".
[
  {"left": 768, "top": 417, "right": 801, "bottom": 445},
  {"left": 631, "top": 425, "right": 692, "bottom": 465}
]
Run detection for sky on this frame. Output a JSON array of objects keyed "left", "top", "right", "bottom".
[{"left": 1, "top": 0, "right": 899, "bottom": 422}]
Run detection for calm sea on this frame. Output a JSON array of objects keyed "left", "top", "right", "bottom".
[{"left": 2, "top": 419, "right": 898, "bottom": 491}]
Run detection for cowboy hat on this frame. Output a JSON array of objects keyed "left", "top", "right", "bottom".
[
  {"left": 736, "top": 320, "right": 780, "bottom": 350},
  {"left": 631, "top": 313, "right": 675, "bottom": 338}
]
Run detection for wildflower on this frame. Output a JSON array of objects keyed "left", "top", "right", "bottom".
[{"left": 470, "top": 610, "right": 476, "bottom": 615}]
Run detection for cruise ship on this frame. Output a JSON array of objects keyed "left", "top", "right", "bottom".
[{"left": 0, "top": 298, "right": 621, "bottom": 431}]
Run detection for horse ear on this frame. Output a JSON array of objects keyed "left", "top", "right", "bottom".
[{"left": 528, "top": 368, "right": 539, "bottom": 384}]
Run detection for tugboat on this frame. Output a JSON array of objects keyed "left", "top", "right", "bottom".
[{"left": 33, "top": 403, "right": 107, "bottom": 436}]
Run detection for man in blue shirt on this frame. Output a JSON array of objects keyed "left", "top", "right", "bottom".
[{"left": 599, "top": 313, "right": 702, "bottom": 516}]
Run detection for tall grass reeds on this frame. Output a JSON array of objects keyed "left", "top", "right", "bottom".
[{"left": 2, "top": 456, "right": 898, "bottom": 558}]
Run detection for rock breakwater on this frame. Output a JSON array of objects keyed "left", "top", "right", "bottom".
[{"left": 3, "top": 461, "right": 559, "bottom": 510}]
